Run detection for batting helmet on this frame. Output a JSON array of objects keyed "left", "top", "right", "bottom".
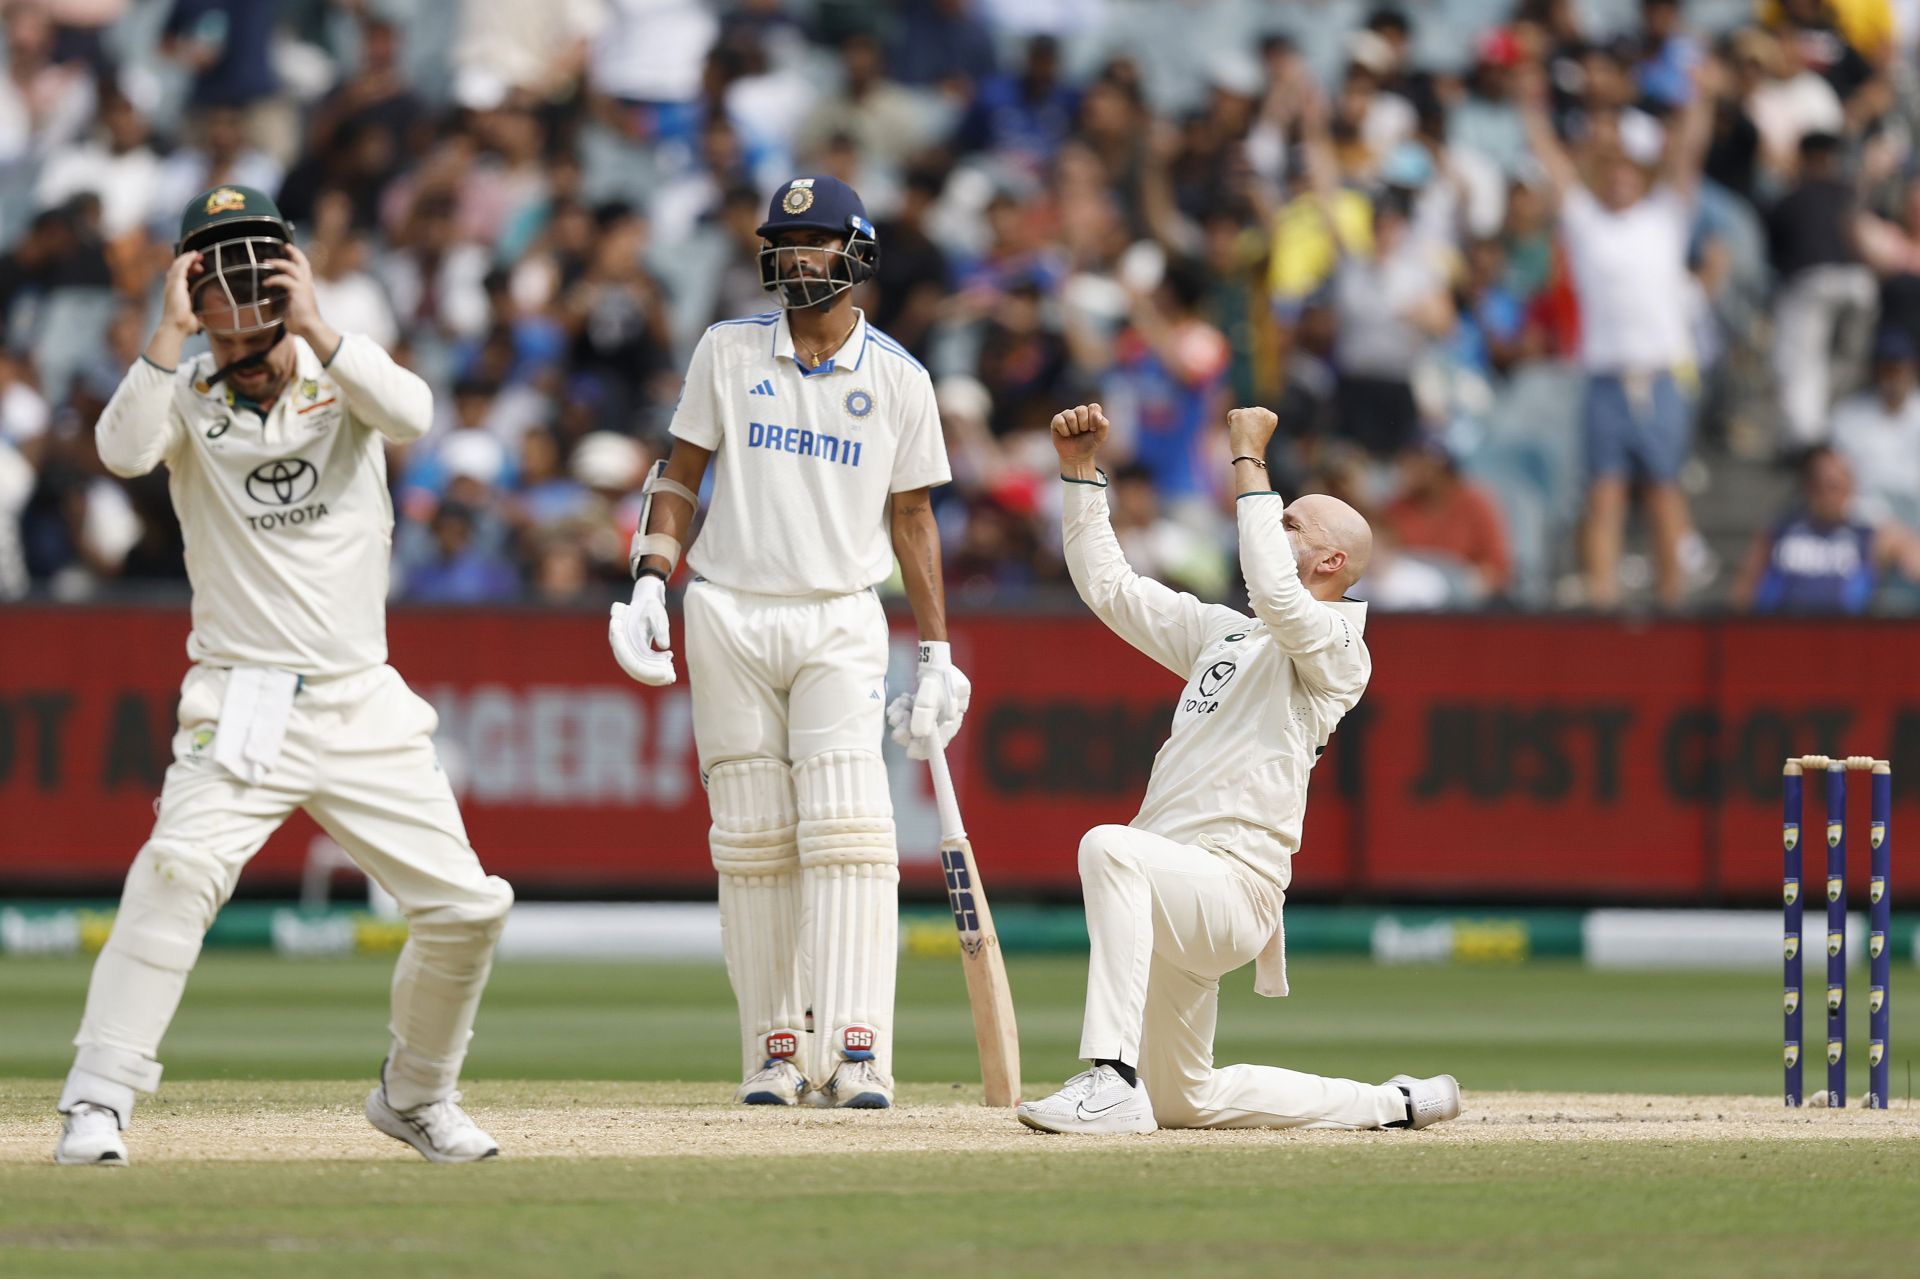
[
  {"left": 176, "top": 185, "right": 293, "bottom": 339},
  {"left": 756, "top": 175, "right": 879, "bottom": 310}
]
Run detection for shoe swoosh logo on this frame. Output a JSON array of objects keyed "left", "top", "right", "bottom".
[{"left": 1076, "top": 1095, "right": 1130, "bottom": 1119}]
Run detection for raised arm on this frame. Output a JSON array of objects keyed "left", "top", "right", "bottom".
[
  {"left": 1054, "top": 402, "right": 1240, "bottom": 676},
  {"left": 1661, "top": 58, "right": 1722, "bottom": 202},
  {"left": 1228, "top": 407, "right": 1369, "bottom": 696},
  {"left": 1516, "top": 61, "right": 1579, "bottom": 207},
  {"left": 98, "top": 251, "right": 195, "bottom": 477},
  {"left": 268, "top": 243, "right": 431, "bottom": 443}
]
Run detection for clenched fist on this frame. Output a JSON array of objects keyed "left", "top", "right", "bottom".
[
  {"left": 1051, "top": 402, "right": 1109, "bottom": 476},
  {"left": 1226, "top": 406, "right": 1279, "bottom": 458}
]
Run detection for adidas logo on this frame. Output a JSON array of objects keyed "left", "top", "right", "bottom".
[{"left": 748, "top": 379, "right": 775, "bottom": 397}]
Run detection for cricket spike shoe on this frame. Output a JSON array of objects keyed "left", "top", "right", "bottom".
[
  {"left": 1387, "top": 1073, "right": 1463, "bottom": 1130},
  {"left": 54, "top": 1102, "right": 128, "bottom": 1167},
  {"left": 365, "top": 1088, "right": 500, "bottom": 1162},
  {"left": 1016, "top": 1065, "right": 1157, "bottom": 1135},
  {"left": 737, "top": 1030, "right": 809, "bottom": 1105}
]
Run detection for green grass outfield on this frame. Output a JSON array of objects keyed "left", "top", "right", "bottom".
[
  {"left": 0, "top": 953, "right": 1906, "bottom": 1093},
  {"left": 1, "top": 955, "right": 1914, "bottom": 1278}
]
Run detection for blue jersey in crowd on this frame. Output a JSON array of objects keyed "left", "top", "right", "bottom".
[{"left": 1753, "top": 515, "right": 1877, "bottom": 613}]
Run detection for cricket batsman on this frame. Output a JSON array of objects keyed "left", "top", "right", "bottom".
[
  {"left": 608, "top": 175, "right": 959, "bottom": 1108},
  {"left": 1016, "top": 403, "right": 1461, "bottom": 1134},
  {"left": 53, "top": 187, "right": 513, "bottom": 1166}
]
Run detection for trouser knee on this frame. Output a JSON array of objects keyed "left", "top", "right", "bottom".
[
  {"left": 106, "top": 841, "right": 232, "bottom": 972},
  {"left": 405, "top": 875, "right": 514, "bottom": 965},
  {"left": 1077, "top": 824, "right": 1137, "bottom": 886}
]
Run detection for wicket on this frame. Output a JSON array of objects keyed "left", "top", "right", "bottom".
[{"left": 1782, "top": 755, "right": 1891, "bottom": 1108}]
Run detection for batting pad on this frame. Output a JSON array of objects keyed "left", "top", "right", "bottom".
[
  {"left": 709, "top": 758, "right": 806, "bottom": 1080},
  {"left": 795, "top": 749, "right": 899, "bottom": 1077}
]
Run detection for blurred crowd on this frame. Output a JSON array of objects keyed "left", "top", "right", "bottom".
[{"left": 6, "top": 0, "right": 1920, "bottom": 615}]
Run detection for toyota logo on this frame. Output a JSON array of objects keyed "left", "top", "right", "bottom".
[
  {"left": 245, "top": 458, "right": 318, "bottom": 506},
  {"left": 1198, "top": 661, "right": 1236, "bottom": 697}
]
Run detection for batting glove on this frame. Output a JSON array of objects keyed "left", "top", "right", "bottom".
[
  {"left": 887, "top": 640, "right": 971, "bottom": 759},
  {"left": 609, "top": 575, "right": 676, "bottom": 686}
]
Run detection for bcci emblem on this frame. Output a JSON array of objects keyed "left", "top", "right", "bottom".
[
  {"left": 844, "top": 387, "right": 874, "bottom": 420},
  {"left": 204, "top": 186, "right": 247, "bottom": 214},
  {"left": 781, "top": 179, "right": 816, "bottom": 215}
]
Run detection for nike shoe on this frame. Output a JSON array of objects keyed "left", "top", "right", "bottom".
[
  {"left": 1016, "top": 1065, "right": 1156, "bottom": 1134},
  {"left": 365, "top": 1087, "right": 500, "bottom": 1162},
  {"left": 1387, "top": 1073, "right": 1463, "bottom": 1130},
  {"left": 53, "top": 1102, "right": 128, "bottom": 1167}
]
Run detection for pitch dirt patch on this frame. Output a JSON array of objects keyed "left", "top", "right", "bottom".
[{"left": 1, "top": 1081, "right": 1912, "bottom": 1163}]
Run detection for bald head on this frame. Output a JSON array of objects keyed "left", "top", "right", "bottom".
[{"left": 1284, "top": 493, "right": 1373, "bottom": 599}]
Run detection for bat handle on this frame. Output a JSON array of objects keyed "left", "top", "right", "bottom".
[{"left": 928, "top": 745, "right": 967, "bottom": 843}]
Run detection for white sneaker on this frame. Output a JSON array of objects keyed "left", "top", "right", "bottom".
[
  {"left": 737, "top": 1058, "right": 809, "bottom": 1106},
  {"left": 54, "top": 1102, "right": 128, "bottom": 1167},
  {"left": 811, "top": 1059, "right": 893, "bottom": 1109},
  {"left": 1387, "top": 1073, "right": 1462, "bottom": 1130},
  {"left": 1017, "top": 1066, "right": 1156, "bottom": 1135},
  {"left": 365, "top": 1088, "right": 499, "bottom": 1162}
]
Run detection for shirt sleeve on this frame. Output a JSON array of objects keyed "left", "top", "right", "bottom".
[
  {"left": 667, "top": 330, "right": 724, "bottom": 450},
  {"left": 889, "top": 369, "right": 952, "bottom": 493},
  {"left": 1062, "top": 477, "right": 1243, "bottom": 677},
  {"left": 1237, "top": 492, "right": 1368, "bottom": 696},
  {"left": 95, "top": 357, "right": 186, "bottom": 478},
  {"left": 327, "top": 333, "right": 433, "bottom": 444}
]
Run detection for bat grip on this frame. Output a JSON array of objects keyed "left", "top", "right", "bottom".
[{"left": 928, "top": 746, "right": 966, "bottom": 843}]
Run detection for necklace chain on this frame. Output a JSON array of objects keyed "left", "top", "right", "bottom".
[{"left": 794, "top": 314, "right": 859, "bottom": 369}]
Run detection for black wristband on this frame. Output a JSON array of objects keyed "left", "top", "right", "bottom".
[{"left": 635, "top": 565, "right": 668, "bottom": 582}]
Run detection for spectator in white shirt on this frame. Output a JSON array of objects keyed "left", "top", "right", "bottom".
[
  {"left": 33, "top": 82, "right": 161, "bottom": 242},
  {"left": 1831, "top": 331, "right": 1920, "bottom": 527},
  {"left": 1520, "top": 55, "right": 1717, "bottom": 611}
]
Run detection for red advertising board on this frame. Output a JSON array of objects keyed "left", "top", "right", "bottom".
[{"left": 3, "top": 606, "right": 1917, "bottom": 902}]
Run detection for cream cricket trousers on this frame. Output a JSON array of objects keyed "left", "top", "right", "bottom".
[
  {"left": 683, "top": 580, "right": 898, "bottom": 1083},
  {"left": 61, "top": 664, "right": 513, "bottom": 1126},
  {"left": 1077, "top": 824, "right": 1407, "bottom": 1130}
]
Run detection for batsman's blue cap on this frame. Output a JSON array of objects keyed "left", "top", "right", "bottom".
[{"left": 757, "top": 175, "right": 874, "bottom": 243}]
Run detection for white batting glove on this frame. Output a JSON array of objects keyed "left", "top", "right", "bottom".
[
  {"left": 608, "top": 575, "right": 676, "bottom": 686},
  {"left": 887, "top": 641, "right": 970, "bottom": 759}
]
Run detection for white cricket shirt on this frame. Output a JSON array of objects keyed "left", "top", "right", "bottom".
[
  {"left": 96, "top": 334, "right": 432, "bottom": 677},
  {"left": 1062, "top": 479, "right": 1371, "bottom": 893},
  {"left": 670, "top": 308, "right": 951, "bottom": 596}
]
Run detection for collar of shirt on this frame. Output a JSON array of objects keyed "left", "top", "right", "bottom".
[
  {"left": 772, "top": 307, "right": 871, "bottom": 377},
  {"left": 206, "top": 337, "right": 331, "bottom": 419},
  {"left": 1329, "top": 597, "right": 1369, "bottom": 635}
]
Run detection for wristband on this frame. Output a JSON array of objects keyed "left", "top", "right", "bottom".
[
  {"left": 635, "top": 565, "right": 668, "bottom": 583},
  {"left": 1231, "top": 455, "right": 1268, "bottom": 469}
]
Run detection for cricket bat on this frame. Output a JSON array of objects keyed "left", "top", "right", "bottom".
[{"left": 928, "top": 744, "right": 1021, "bottom": 1107}]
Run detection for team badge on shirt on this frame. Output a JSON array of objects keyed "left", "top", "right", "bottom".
[
  {"left": 844, "top": 388, "right": 874, "bottom": 420},
  {"left": 782, "top": 179, "right": 816, "bottom": 214}
]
